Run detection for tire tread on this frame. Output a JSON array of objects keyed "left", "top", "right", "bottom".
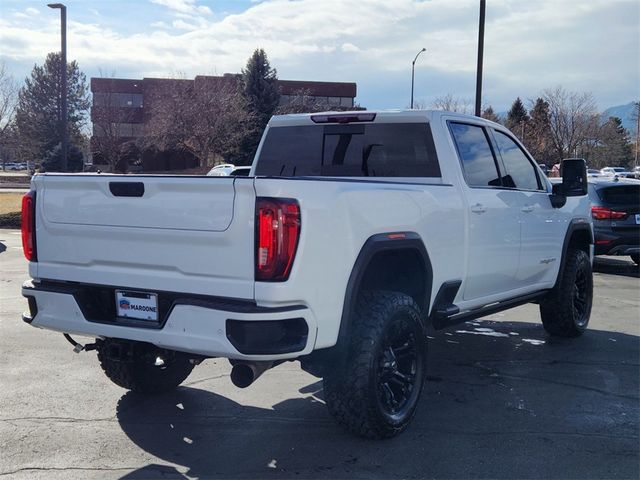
[
  {"left": 540, "top": 248, "right": 592, "bottom": 337},
  {"left": 324, "top": 291, "right": 425, "bottom": 439}
]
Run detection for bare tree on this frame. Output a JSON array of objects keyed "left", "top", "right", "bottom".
[
  {"left": 542, "top": 86, "right": 598, "bottom": 160},
  {"left": 0, "top": 61, "right": 18, "bottom": 168},
  {"left": 411, "top": 99, "right": 429, "bottom": 110},
  {"left": 0, "top": 62, "right": 17, "bottom": 130},
  {"left": 276, "top": 89, "right": 327, "bottom": 114},
  {"left": 432, "top": 94, "right": 472, "bottom": 114},
  {"left": 91, "top": 89, "right": 140, "bottom": 172},
  {"left": 144, "top": 78, "right": 252, "bottom": 167}
]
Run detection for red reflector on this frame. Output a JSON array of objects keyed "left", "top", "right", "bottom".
[
  {"left": 595, "top": 239, "right": 612, "bottom": 245},
  {"left": 591, "top": 206, "right": 627, "bottom": 220},
  {"left": 256, "top": 198, "right": 300, "bottom": 281},
  {"left": 311, "top": 112, "right": 376, "bottom": 124},
  {"left": 21, "top": 191, "right": 37, "bottom": 262}
]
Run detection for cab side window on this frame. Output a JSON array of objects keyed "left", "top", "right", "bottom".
[
  {"left": 449, "top": 122, "right": 501, "bottom": 188},
  {"left": 493, "top": 131, "right": 542, "bottom": 190}
]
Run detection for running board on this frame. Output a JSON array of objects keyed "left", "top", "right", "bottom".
[{"left": 430, "top": 290, "right": 548, "bottom": 330}]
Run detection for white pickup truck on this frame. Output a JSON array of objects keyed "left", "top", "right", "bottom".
[{"left": 21, "top": 110, "right": 593, "bottom": 438}]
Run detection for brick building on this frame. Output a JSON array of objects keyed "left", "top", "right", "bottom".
[{"left": 90, "top": 75, "right": 357, "bottom": 170}]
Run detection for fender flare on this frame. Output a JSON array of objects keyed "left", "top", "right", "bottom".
[
  {"left": 554, "top": 218, "right": 593, "bottom": 289},
  {"left": 336, "top": 232, "right": 433, "bottom": 351}
]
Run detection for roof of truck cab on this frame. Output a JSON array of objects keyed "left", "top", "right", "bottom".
[{"left": 268, "top": 110, "right": 502, "bottom": 128}]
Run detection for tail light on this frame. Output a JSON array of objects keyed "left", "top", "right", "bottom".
[
  {"left": 21, "top": 191, "right": 37, "bottom": 262},
  {"left": 591, "top": 206, "right": 627, "bottom": 220},
  {"left": 255, "top": 198, "right": 300, "bottom": 281}
]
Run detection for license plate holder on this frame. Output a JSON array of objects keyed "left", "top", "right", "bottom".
[
  {"left": 636, "top": 214, "right": 640, "bottom": 224},
  {"left": 115, "top": 290, "right": 159, "bottom": 322}
]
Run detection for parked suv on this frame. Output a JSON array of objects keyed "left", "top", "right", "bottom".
[
  {"left": 589, "top": 177, "right": 640, "bottom": 265},
  {"left": 21, "top": 110, "right": 593, "bottom": 438}
]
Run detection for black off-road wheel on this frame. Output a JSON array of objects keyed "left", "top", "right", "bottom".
[
  {"left": 540, "top": 248, "right": 593, "bottom": 337},
  {"left": 323, "top": 291, "right": 427, "bottom": 439},
  {"left": 96, "top": 339, "right": 195, "bottom": 393}
]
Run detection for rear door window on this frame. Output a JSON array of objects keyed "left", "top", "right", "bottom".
[
  {"left": 255, "top": 123, "right": 440, "bottom": 177},
  {"left": 449, "top": 122, "right": 502, "bottom": 188}
]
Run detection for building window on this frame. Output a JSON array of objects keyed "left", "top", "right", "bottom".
[
  {"left": 131, "top": 123, "right": 143, "bottom": 137},
  {"left": 340, "top": 97, "right": 353, "bottom": 108},
  {"left": 92, "top": 92, "right": 143, "bottom": 108},
  {"left": 131, "top": 93, "right": 143, "bottom": 108},
  {"left": 117, "top": 123, "right": 132, "bottom": 136},
  {"left": 93, "top": 122, "right": 142, "bottom": 138}
]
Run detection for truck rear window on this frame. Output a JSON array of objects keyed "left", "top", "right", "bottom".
[{"left": 255, "top": 123, "right": 441, "bottom": 178}]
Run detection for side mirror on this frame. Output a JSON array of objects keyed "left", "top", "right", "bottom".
[
  {"left": 561, "top": 158, "right": 588, "bottom": 196},
  {"left": 549, "top": 158, "right": 587, "bottom": 209}
]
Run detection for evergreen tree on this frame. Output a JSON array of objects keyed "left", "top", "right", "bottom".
[
  {"left": 591, "top": 117, "right": 632, "bottom": 168},
  {"left": 481, "top": 106, "right": 501, "bottom": 123},
  {"left": 240, "top": 49, "right": 280, "bottom": 162},
  {"left": 41, "top": 143, "right": 84, "bottom": 172},
  {"left": 527, "top": 98, "right": 554, "bottom": 165},
  {"left": 15, "top": 52, "right": 90, "bottom": 164},
  {"left": 506, "top": 97, "right": 529, "bottom": 138}
]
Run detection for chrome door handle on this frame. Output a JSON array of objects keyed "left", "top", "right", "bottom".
[
  {"left": 470, "top": 203, "right": 486, "bottom": 214},
  {"left": 521, "top": 205, "right": 534, "bottom": 213}
]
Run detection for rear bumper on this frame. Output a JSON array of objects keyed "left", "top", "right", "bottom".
[
  {"left": 594, "top": 229, "right": 640, "bottom": 256},
  {"left": 22, "top": 280, "right": 317, "bottom": 361}
]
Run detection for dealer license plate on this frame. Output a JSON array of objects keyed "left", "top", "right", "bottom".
[{"left": 115, "top": 290, "right": 158, "bottom": 321}]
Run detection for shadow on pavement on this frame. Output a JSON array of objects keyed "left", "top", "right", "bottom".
[
  {"left": 117, "top": 321, "right": 639, "bottom": 480},
  {"left": 594, "top": 256, "right": 640, "bottom": 278},
  {"left": 0, "top": 241, "right": 6, "bottom": 254}
]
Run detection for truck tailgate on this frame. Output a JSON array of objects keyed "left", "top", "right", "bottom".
[{"left": 32, "top": 175, "right": 256, "bottom": 299}]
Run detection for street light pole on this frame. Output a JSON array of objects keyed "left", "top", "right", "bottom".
[
  {"left": 474, "top": 0, "right": 486, "bottom": 117},
  {"left": 48, "top": 3, "right": 67, "bottom": 172},
  {"left": 634, "top": 101, "right": 639, "bottom": 172},
  {"left": 410, "top": 47, "right": 426, "bottom": 109}
]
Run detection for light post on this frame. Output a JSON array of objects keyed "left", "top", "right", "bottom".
[
  {"left": 48, "top": 3, "right": 67, "bottom": 172},
  {"left": 634, "top": 101, "right": 639, "bottom": 172},
  {"left": 410, "top": 47, "right": 426, "bottom": 109},
  {"left": 474, "top": 0, "right": 486, "bottom": 117}
]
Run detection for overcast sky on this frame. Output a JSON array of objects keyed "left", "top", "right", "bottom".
[{"left": 1, "top": 0, "right": 638, "bottom": 112}]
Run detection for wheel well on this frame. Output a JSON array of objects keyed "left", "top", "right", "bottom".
[
  {"left": 567, "top": 228, "right": 591, "bottom": 255},
  {"left": 358, "top": 249, "right": 427, "bottom": 312}
]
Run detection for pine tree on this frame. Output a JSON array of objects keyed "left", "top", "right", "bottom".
[
  {"left": 242, "top": 49, "right": 280, "bottom": 123},
  {"left": 506, "top": 97, "right": 529, "bottom": 139},
  {"left": 592, "top": 117, "right": 632, "bottom": 168},
  {"left": 239, "top": 49, "right": 280, "bottom": 162},
  {"left": 481, "top": 106, "right": 501, "bottom": 123},
  {"left": 527, "top": 98, "right": 554, "bottom": 165},
  {"left": 15, "top": 52, "right": 90, "bottom": 164},
  {"left": 41, "top": 143, "right": 84, "bottom": 172}
]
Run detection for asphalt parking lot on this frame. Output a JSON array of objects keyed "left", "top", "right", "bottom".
[{"left": 1, "top": 228, "right": 638, "bottom": 479}]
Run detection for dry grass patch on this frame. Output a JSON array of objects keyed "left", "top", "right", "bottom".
[{"left": 0, "top": 193, "right": 23, "bottom": 215}]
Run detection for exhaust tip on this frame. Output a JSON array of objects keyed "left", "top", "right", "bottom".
[{"left": 230, "top": 364, "right": 255, "bottom": 388}]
